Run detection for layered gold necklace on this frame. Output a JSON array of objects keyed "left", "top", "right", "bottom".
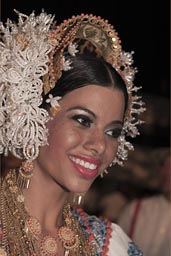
[{"left": 0, "top": 170, "right": 95, "bottom": 255}]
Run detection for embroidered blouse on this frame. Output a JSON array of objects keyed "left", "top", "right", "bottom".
[{"left": 73, "top": 207, "right": 143, "bottom": 256}]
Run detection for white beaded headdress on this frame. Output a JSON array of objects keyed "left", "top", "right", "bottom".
[{"left": 0, "top": 10, "right": 145, "bottom": 164}]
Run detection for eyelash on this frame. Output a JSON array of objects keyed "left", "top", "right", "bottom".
[
  {"left": 105, "top": 128, "right": 122, "bottom": 139},
  {"left": 71, "top": 114, "right": 122, "bottom": 139},
  {"left": 72, "top": 114, "right": 93, "bottom": 127}
]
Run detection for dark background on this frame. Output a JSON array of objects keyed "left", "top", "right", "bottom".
[
  {"left": 1, "top": 0, "right": 170, "bottom": 147},
  {"left": 0, "top": 0, "right": 170, "bottom": 219}
]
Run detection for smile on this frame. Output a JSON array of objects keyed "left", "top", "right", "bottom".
[{"left": 69, "top": 156, "right": 97, "bottom": 171}]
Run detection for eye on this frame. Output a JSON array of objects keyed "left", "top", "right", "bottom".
[
  {"left": 105, "top": 128, "right": 122, "bottom": 139},
  {"left": 72, "top": 114, "right": 93, "bottom": 127}
]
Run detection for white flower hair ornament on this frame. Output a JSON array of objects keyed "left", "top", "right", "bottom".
[
  {"left": 0, "top": 11, "right": 146, "bottom": 165},
  {"left": 62, "top": 43, "right": 79, "bottom": 71},
  {"left": 46, "top": 94, "right": 62, "bottom": 117},
  {"left": 0, "top": 10, "right": 55, "bottom": 159}
]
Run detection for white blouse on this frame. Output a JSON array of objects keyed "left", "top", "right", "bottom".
[{"left": 108, "top": 223, "right": 143, "bottom": 256}]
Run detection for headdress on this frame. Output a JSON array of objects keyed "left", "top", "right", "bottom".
[{"left": 0, "top": 10, "right": 145, "bottom": 165}]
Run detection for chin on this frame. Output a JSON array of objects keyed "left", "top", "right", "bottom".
[{"left": 67, "top": 181, "right": 93, "bottom": 194}]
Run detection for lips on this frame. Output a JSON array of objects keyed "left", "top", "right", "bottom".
[{"left": 69, "top": 155, "right": 100, "bottom": 179}]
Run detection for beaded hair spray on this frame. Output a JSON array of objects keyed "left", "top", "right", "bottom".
[{"left": 0, "top": 10, "right": 145, "bottom": 164}]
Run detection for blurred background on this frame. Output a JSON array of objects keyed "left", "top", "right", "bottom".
[{"left": 1, "top": 0, "right": 170, "bottom": 220}]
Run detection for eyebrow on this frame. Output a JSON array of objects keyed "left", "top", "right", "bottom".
[
  {"left": 67, "top": 106, "right": 123, "bottom": 126},
  {"left": 67, "top": 106, "right": 96, "bottom": 118}
]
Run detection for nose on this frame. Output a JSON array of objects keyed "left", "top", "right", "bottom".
[{"left": 83, "top": 129, "right": 106, "bottom": 156}]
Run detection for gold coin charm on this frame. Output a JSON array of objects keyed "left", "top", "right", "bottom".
[
  {"left": 41, "top": 235, "right": 58, "bottom": 255},
  {"left": 58, "top": 226, "right": 79, "bottom": 250},
  {"left": 25, "top": 216, "right": 42, "bottom": 238}
]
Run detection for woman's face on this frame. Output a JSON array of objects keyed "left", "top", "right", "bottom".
[{"left": 36, "top": 84, "right": 125, "bottom": 193}]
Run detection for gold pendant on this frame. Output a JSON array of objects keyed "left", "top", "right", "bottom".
[
  {"left": 58, "top": 226, "right": 79, "bottom": 250},
  {"left": 41, "top": 235, "right": 58, "bottom": 255},
  {"left": 25, "top": 216, "right": 42, "bottom": 238},
  {"left": 17, "top": 161, "right": 33, "bottom": 189}
]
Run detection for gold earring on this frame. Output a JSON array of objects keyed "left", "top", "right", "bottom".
[
  {"left": 72, "top": 192, "right": 86, "bottom": 206},
  {"left": 17, "top": 161, "right": 33, "bottom": 189}
]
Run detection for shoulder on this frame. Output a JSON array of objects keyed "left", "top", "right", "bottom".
[
  {"left": 72, "top": 207, "right": 143, "bottom": 256},
  {"left": 109, "top": 223, "right": 143, "bottom": 256}
]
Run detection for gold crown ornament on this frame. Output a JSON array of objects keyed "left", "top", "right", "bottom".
[{"left": 0, "top": 10, "right": 145, "bottom": 164}]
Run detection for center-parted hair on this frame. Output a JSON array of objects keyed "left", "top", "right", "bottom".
[{"left": 42, "top": 53, "right": 128, "bottom": 112}]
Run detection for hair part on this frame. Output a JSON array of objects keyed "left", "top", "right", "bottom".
[{"left": 42, "top": 53, "right": 128, "bottom": 112}]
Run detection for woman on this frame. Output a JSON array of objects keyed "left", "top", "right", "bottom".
[{"left": 0, "top": 10, "right": 145, "bottom": 255}]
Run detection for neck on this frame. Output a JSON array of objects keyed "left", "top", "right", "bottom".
[
  {"left": 1, "top": 169, "right": 93, "bottom": 255},
  {"left": 23, "top": 166, "right": 69, "bottom": 232}
]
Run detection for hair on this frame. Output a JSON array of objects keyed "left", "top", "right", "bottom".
[{"left": 42, "top": 52, "right": 128, "bottom": 113}]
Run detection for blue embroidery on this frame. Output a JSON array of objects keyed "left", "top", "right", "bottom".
[
  {"left": 72, "top": 208, "right": 144, "bottom": 256},
  {"left": 128, "top": 241, "right": 143, "bottom": 256},
  {"left": 72, "top": 207, "right": 110, "bottom": 255}
]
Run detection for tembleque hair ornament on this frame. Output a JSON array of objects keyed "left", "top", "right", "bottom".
[{"left": 0, "top": 10, "right": 145, "bottom": 164}]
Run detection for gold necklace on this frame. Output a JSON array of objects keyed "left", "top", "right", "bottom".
[{"left": 0, "top": 170, "right": 95, "bottom": 256}]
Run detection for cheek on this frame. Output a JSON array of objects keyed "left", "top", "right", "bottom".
[
  {"left": 106, "top": 140, "right": 119, "bottom": 163},
  {"left": 47, "top": 124, "right": 82, "bottom": 157},
  {"left": 112, "top": 141, "right": 119, "bottom": 158}
]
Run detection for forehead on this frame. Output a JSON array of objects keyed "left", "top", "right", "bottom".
[{"left": 60, "top": 84, "right": 125, "bottom": 119}]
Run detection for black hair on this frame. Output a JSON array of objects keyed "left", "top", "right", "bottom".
[{"left": 42, "top": 52, "right": 128, "bottom": 112}]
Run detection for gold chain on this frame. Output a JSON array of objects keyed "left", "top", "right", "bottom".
[{"left": 0, "top": 170, "right": 95, "bottom": 255}]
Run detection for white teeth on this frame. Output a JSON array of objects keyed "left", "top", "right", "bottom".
[
  {"left": 80, "top": 160, "right": 84, "bottom": 166},
  {"left": 76, "top": 158, "right": 80, "bottom": 164},
  {"left": 69, "top": 156, "right": 97, "bottom": 170},
  {"left": 89, "top": 163, "right": 96, "bottom": 170},
  {"left": 85, "top": 162, "right": 89, "bottom": 168}
]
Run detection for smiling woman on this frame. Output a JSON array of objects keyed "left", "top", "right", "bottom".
[
  {"left": 38, "top": 85, "right": 125, "bottom": 193},
  {"left": 0, "top": 10, "right": 145, "bottom": 255}
]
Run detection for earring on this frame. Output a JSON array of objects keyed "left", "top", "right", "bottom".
[
  {"left": 100, "top": 160, "right": 117, "bottom": 178},
  {"left": 17, "top": 161, "right": 33, "bottom": 189},
  {"left": 72, "top": 192, "right": 86, "bottom": 206},
  {"left": 100, "top": 169, "right": 108, "bottom": 178}
]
